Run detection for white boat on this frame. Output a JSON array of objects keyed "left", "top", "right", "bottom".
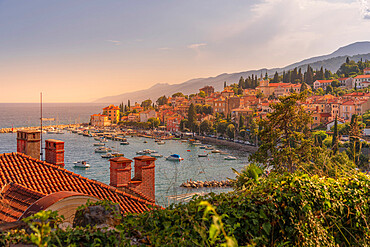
[
  {"left": 101, "top": 153, "right": 114, "bottom": 158},
  {"left": 73, "top": 161, "right": 90, "bottom": 168},
  {"left": 93, "top": 143, "right": 105, "bottom": 146},
  {"left": 220, "top": 151, "right": 229, "bottom": 155},
  {"left": 150, "top": 153, "right": 163, "bottom": 158},
  {"left": 112, "top": 152, "right": 124, "bottom": 157},
  {"left": 55, "top": 130, "right": 64, "bottom": 134},
  {"left": 198, "top": 153, "right": 208, "bottom": 157},
  {"left": 205, "top": 146, "right": 214, "bottom": 150},
  {"left": 157, "top": 141, "right": 165, "bottom": 145},
  {"left": 94, "top": 137, "right": 101, "bottom": 141},
  {"left": 166, "top": 154, "right": 184, "bottom": 161},
  {"left": 193, "top": 141, "right": 202, "bottom": 145},
  {"left": 224, "top": 156, "right": 237, "bottom": 160},
  {"left": 100, "top": 138, "right": 108, "bottom": 143},
  {"left": 120, "top": 141, "right": 129, "bottom": 145},
  {"left": 199, "top": 146, "right": 207, "bottom": 149},
  {"left": 211, "top": 149, "right": 221, "bottom": 153}
]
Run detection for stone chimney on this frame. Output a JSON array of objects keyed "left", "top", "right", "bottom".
[
  {"left": 17, "top": 130, "right": 40, "bottom": 159},
  {"left": 109, "top": 155, "right": 156, "bottom": 202},
  {"left": 45, "top": 139, "right": 65, "bottom": 168},
  {"left": 109, "top": 157, "right": 133, "bottom": 187}
]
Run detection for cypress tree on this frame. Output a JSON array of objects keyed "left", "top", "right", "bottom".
[
  {"left": 272, "top": 71, "right": 279, "bottom": 83},
  {"left": 128, "top": 100, "right": 131, "bottom": 109},
  {"left": 239, "top": 76, "right": 245, "bottom": 89},
  {"left": 346, "top": 57, "right": 350, "bottom": 64},
  {"left": 332, "top": 115, "right": 338, "bottom": 154}
]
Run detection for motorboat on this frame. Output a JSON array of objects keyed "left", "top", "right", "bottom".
[
  {"left": 220, "top": 151, "right": 229, "bottom": 155},
  {"left": 55, "top": 129, "right": 64, "bottom": 134},
  {"left": 166, "top": 154, "right": 184, "bottom": 161},
  {"left": 205, "top": 146, "right": 214, "bottom": 150},
  {"left": 93, "top": 143, "right": 105, "bottom": 146},
  {"left": 101, "top": 153, "right": 114, "bottom": 158},
  {"left": 181, "top": 140, "right": 188, "bottom": 143},
  {"left": 157, "top": 141, "right": 165, "bottom": 145},
  {"left": 224, "top": 156, "right": 237, "bottom": 160},
  {"left": 211, "top": 149, "right": 221, "bottom": 153},
  {"left": 150, "top": 153, "right": 163, "bottom": 158},
  {"left": 193, "top": 141, "right": 202, "bottom": 145},
  {"left": 199, "top": 145, "right": 207, "bottom": 149},
  {"left": 136, "top": 149, "right": 154, "bottom": 155},
  {"left": 112, "top": 152, "right": 124, "bottom": 157},
  {"left": 94, "top": 137, "right": 101, "bottom": 141},
  {"left": 198, "top": 153, "right": 208, "bottom": 157},
  {"left": 120, "top": 141, "right": 129, "bottom": 145},
  {"left": 143, "top": 140, "right": 148, "bottom": 143},
  {"left": 73, "top": 161, "right": 90, "bottom": 168}
]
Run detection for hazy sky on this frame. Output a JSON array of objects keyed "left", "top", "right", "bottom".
[{"left": 1, "top": 0, "right": 370, "bottom": 103}]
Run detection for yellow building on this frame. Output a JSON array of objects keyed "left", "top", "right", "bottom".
[{"left": 102, "top": 105, "right": 120, "bottom": 123}]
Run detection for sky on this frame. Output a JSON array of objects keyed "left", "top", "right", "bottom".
[{"left": 1, "top": 0, "right": 370, "bottom": 103}]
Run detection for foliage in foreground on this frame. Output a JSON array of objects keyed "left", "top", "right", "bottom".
[{"left": 4, "top": 172, "right": 370, "bottom": 246}]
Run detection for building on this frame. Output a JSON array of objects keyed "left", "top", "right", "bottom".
[
  {"left": 199, "top": 86, "right": 214, "bottom": 96},
  {"left": 274, "top": 83, "right": 302, "bottom": 97},
  {"left": 190, "top": 95, "right": 205, "bottom": 105},
  {"left": 214, "top": 97, "right": 227, "bottom": 114},
  {"left": 166, "top": 116, "right": 182, "bottom": 132},
  {"left": 139, "top": 110, "right": 157, "bottom": 123},
  {"left": 102, "top": 105, "right": 120, "bottom": 124},
  {"left": 313, "top": 80, "right": 334, "bottom": 90},
  {"left": 0, "top": 137, "right": 157, "bottom": 224},
  {"left": 364, "top": 67, "right": 370, "bottom": 75},
  {"left": 354, "top": 75, "right": 370, "bottom": 87},
  {"left": 221, "top": 89, "right": 234, "bottom": 98},
  {"left": 90, "top": 114, "right": 110, "bottom": 127}
]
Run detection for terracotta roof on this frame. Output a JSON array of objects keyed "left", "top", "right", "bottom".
[
  {"left": 0, "top": 183, "right": 45, "bottom": 222},
  {"left": 0, "top": 153, "right": 156, "bottom": 221},
  {"left": 315, "top": 80, "right": 333, "bottom": 84},
  {"left": 103, "top": 105, "right": 120, "bottom": 111},
  {"left": 355, "top": 75, "right": 370, "bottom": 79},
  {"left": 268, "top": 83, "right": 290, "bottom": 87}
]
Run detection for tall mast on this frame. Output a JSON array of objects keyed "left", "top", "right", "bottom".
[{"left": 40, "top": 92, "right": 43, "bottom": 160}]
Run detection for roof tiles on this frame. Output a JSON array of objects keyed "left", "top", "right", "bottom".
[{"left": 0, "top": 153, "right": 156, "bottom": 223}]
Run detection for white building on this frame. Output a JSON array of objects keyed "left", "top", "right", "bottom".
[
  {"left": 90, "top": 114, "right": 110, "bottom": 127},
  {"left": 313, "top": 80, "right": 333, "bottom": 90},
  {"left": 354, "top": 75, "right": 370, "bottom": 88}
]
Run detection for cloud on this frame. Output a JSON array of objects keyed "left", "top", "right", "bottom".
[
  {"left": 187, "top": 43, "right": 207, "bottom": 49},
  {"left": 359, "top": 0, "right": 370, "bottom": 19},
  {"left": 106, "top": 40, "right": 121, "bottom": 45}
]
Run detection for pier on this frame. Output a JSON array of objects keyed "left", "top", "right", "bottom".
[
  {"left": 194, "top": 136, "right": 258, "bottom": 153},
  {"left": 0, "top": 124, "right": 83, "bottom": 134}
]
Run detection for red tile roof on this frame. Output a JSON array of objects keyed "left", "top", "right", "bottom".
[
  {"left": 355, "top": 75, "right": 370, "bottom": 79},
  {"left": 0, "top": 153, "right": 156, "bottom": 222},
  {"left": 0, "top": 183, "right": 45, "bottom": 222},
  {"left": 315, "top": 80, "right": 333, "bottom": 84}
]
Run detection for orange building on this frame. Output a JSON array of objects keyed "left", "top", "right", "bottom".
[{"left": 103, "top": 105, "right": 120, "bottom": 123}]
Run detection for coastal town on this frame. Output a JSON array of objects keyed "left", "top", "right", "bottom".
[{"left": 90, "top": 64, "right": 370, "bottom": 141}]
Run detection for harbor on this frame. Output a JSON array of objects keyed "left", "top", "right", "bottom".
[{"left": 0, "top": 128, "right": 250, "bottom": 207}]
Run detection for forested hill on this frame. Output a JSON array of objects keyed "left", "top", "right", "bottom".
[{"left": 94, "top": 42, "right": 370, "bottom": 104}]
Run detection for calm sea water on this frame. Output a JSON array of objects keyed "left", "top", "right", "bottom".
[
  {"left": 0, "top": 131, "right": 250, "bottom": 207},
  {"left": 0, "top": 103, "right": 106, "bottom": 128}
]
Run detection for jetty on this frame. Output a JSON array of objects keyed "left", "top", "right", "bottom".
[
  {"left": 180, "top": 179, "right": 231, "bottom": 188},
  {"left": 0, "top": 124, "right": 82, "bottom": 134}
]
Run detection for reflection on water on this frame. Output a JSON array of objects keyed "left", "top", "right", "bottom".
[{"left": 0, "top": 132, "right": 250, "bottom": 207}]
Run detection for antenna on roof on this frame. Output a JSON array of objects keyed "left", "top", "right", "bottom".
[{"left": 40, "top": 92, "right": 43, "bottom": 160}]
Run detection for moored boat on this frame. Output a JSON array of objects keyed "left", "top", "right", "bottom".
[
  {"left": 198, "top": 153, "right": 208, "bottom": 157},
  {"left": 101, "top": 153, "right": 114, "bottom": 158},
  {"left": 73, "top": 160, "right": 90, "bottom": 168},
  {"left": 211, "top": 149, "right": 221, "bottom": 153},
  {"left": 93, "top": 143, "right": 105, "bottom": 146},
  {"left": 166, "top": 154, "right": 184, "bottom": 161},
  {"left": 224, "top": 156, "right": 237, "bottom": 160},
  {"left": 120, "top": 141, "right": 129, "bottom": 145}
]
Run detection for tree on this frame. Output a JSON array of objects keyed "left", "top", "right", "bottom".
[
  {"left": 141, "top": 99, "right": 152, "bottom": 109},
  {"left": 226, "top": 124, "right": 235, "bottom": 139},
  {"left": 271, "top": 71, "right": 279, "bottom": 83},
  {"left": 224, "top": 81, "right": 227, "bottom": 88},
  {"left": 156, "top": 95, "right": 168, "bottom": 106},
  {"left": 305, "top": 65, "right": 313, "bottom": 85},
  {"left": 180, "top": 119, "right": 188, "bottom": 131},
  {"left": 200, "top": 120, "right": 212, "bottom": 134},
  {"left": 198, "top": 90, "right": 206, "bottom": 98},
  {"left": 239, "top": 115, "right": 244, "bottom": 130},
  {"left": 128, "top": 100, "right": 131, "bottom": 109},
  {"left": 326, "top": 85, "right": 333, "bottom": 94},
  {"left": 332, "top": 115, "right": 339, "bottom": 154},
  {"left": 238, "top": 76, "right": 245, "bottom": 89},
  {"left": 346, "top": 57, "right": 350, "bottom": 64},
  {"left": 216, "top": 121, "right": 228, "bottom": 136},
  {"left": 316, "top": 88, "right": 325, "bottom": 96},
  {"left": 147, "top": 117, "right": 160, "bottom": 129},
  {"left": 250, "top": 92, "right": 318, "bottom": 173},
  {"left": 172, "top": 92, "right": 185, "bottom": 98},
  {"left": 187, "top": 103, "right": 197, "bottom": 133}
]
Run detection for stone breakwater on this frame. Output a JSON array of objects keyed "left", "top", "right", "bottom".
[
  {"left": 180, "top": 179, "right": 232, "bottom": 188},
  {"left": 194, "top": 136, "right": 258, "bottom": 153},
  {"left": 0, "top": 124, "right": 82, "bottom": 133}
]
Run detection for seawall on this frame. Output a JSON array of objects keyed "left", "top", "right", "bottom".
[{"left": 194, "top": 136, "right": 258, "bottom": 153}]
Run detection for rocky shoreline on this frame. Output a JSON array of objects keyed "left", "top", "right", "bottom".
[
  {"left": 0, "top": 124, "right": 82, "bottom": 133},
  {"left": 180, "top": 179, "right": 232, "bottom": 188}
]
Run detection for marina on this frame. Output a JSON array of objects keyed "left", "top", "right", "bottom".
[{"left": 0, "top": 129, "right": 250, "bottom": 206}]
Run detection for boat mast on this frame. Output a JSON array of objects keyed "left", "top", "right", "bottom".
[{"left": 40, "top": 92, "right": 43, "bottom": 160}]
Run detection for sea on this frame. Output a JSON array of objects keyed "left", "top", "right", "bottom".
[{"left": 0, "top": 103, "right": 250, "bottom": 207}]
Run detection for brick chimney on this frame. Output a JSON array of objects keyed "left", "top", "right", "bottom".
[
  {"left": 109, "top": 157, "right": 133, "bottom": 187},
  {"left": 45, "top": 139, "right": 65, "bottom": 168},
  {"left": 133, "top": 156, "right": 156, "bottom": 201},
  {"left": 109, "top": 155, "right": 156, "bottom": 202},
  {"left": 17, "top": 130, "right": 40, "bottom": 159}
]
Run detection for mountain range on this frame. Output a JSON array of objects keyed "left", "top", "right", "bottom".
[{"left": 94, "top": 41, "right": 370, "bottom": 104}]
